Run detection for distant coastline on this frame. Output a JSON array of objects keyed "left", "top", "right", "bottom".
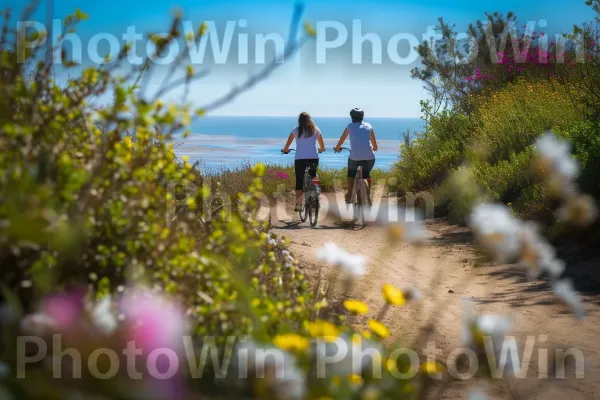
[{"left": 174, "top": 116, "right": 423, "bottom": 170}]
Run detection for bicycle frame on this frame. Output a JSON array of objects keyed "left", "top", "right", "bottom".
[
  {"left": 334, "top": 147, "right": 369, "bottom": 225},
  {"left": 281, "top": 149, "right": 320, "bottom": 226}
]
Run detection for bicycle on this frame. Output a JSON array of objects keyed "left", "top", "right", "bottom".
[
  {"left": 334, "top": 147, "right": 369, "bottom": 226},
  {"left": 281, "top": 149, "right": 321, "bottom": 227}
]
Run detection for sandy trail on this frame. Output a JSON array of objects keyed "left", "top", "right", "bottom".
[{"left": 269, "top": 191, "right": 600, "bottom": 400}]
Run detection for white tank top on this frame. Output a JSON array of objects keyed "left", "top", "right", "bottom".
[
  {"left": 347, "top": 122, "right": 375, "bottom": 161},
  {"left": 293, "top": 127, "right": 321, "bottom": 160}
]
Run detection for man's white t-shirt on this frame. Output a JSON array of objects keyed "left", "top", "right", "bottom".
[{"left": 292, "top": 127, "right": 321, "bottom": 160}]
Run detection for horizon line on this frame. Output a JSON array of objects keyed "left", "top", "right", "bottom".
[{"left": 200, "top": 114, "right": 422, "bottom": 119}]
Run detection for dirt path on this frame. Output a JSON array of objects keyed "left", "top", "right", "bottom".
[{"left": 269, "top": 191, "right": 600, "bottom": 400}]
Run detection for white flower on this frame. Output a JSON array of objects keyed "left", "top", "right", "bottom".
[
  {"left": 461, "top": 301, "right": 513, "bottom": 370},
  {"left": 556, "top": 194, "right": 599, "bottom": 227},
  {"left": 535, "top": 133, "right": 580, "bottom": 181},
  {"left": 268, "top": 239, "right": 278, "bottom": 246},
  {"left": 20, "top": 313, "right": 58, "bottom": 336},
  {"left": 468, "top": 389, "right": 489, "bottom": 400},
  {"left": 91, "top": 295, "right": 118, "bottom": 335},
  {"left": 386, "top": 220, "right": 430, "bottom": 245},
  {"left": 234, "top": 340, "right": 305, "bottom": 400},
  {"left": 552, "top": 279, "right": 585, "bottom": 319},
  {"left": 403, "top": 286, "right": 421, "bottom": 301},
  {"left": 468, "top": 203, "right": 523, "bottom": 262},
  {"left": 404, "top": 221, "right": 430, "bottom": 243},
  {"left": 518, "top": 223, "right": 564, "bottom": 279},
  {"left": 316, "top": 243, "right": 367, "bottom": 277},
  {"left": 312, "top": 334, "right": 383, "bottom": 378}
]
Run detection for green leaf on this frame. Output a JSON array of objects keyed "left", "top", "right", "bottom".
[{"left": 115, "top": 86, "right": 126, "bottom": 105}]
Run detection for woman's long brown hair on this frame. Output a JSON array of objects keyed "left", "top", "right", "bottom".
[{"left": 298, "top": 112, "right": 317, "bottom": 138}]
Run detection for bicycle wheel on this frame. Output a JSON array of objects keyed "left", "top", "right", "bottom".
[
  {"left": 309, "top": 196, "right": 319, "bottom": 227},
  {"left": 352, "top": 169, "right": 362, "bottom": 223},
  {"left": 358, "top": 179, "right": 369, "bottom": 226},
  {"left": 299, "top": 169, "right": 311, "bottom": 222}
]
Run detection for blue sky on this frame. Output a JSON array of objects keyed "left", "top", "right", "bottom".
[{"left": 8, "top": 0, "right": 597, "bottom": 117}]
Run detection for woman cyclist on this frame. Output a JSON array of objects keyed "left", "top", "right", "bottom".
[
  {"left": 333, "top": 108, "right": 378, "bottom": 204},
  {"left": 282, "top": 112, "right": 326, "bottom": 211}
]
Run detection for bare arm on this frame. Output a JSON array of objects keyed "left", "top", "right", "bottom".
[
  {"left": 282, "top": 132, "right": 295, "bottom": 153},
  {"left": 370, "top": 129, "right": 378, "bottom": 151},
  {"left": 334, "top": 128, "right": 349, "bottom": 151},
  {"left": 317, "top": 132, "right": 326, "bottom": 153}
]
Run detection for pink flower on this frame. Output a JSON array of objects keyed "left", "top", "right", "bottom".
[
  {"left": 120, "top": 289, "right": 187, "bottom": 353},
  {"left": 20, "top": 287, "right": 87, "bottom": 336},
  {"left": 275, "top": 171, "right": 289, "bottom": 179},
  {"left": 42, "top": 289, "right": 86, "bottom": 329},
  {"left": 120, "top": 289, "right": 188, "bottom": 399}
]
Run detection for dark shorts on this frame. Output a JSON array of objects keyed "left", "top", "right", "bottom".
[
  {"left": 348, "top": 158, "right": 375, "bottom": 179},
  {"left": 294, "top": 159, "right": 319, "bottom": 190}
]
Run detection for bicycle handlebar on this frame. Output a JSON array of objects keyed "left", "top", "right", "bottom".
[
  {"left": 281, "top": 148, "right": 325, "bottom": 154},
  {"left": 333, "top": 147, "right": 351, "bottom": 153}
]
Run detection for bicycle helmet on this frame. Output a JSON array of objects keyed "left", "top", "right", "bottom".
[{"left": 350, "top": 108, "right": 364, "bottom": 120}]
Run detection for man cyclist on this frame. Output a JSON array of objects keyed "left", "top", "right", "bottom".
[{"left": 333, "top": 108, "right": 378, "bottom": 205}]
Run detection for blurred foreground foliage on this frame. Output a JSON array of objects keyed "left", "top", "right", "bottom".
[{"left": 1, "top": 6, "right": 312, "bottom": 342}]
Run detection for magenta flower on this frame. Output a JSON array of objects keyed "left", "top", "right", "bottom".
[
  {"left": 42, "top": 289, "right": 86, "bottom": 329},
  {"left": 120, "top": 289, "right": 187, "bottom": 353},
  {"left": 120, "top": 289, "right": 188, "bottom": 399},
  {"left": 275, "top": 171, "right": 289, "bottom": 179},
  {"left": 20, "top": 287, "right": 87, "bottom": 336}
]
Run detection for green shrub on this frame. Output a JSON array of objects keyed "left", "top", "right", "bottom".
[
  {"left": 560, "top": 121, "right": 600, "bottom": 198},
  {"left": 391, "top": 111, "right": 470, "bottom": 194},
  {"left": 394, "top": 79, "right": 582, "bottom": 221}
]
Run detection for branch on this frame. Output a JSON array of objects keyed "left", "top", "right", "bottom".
[
  {"left": 197, "top": 4, "right": 308, "bottom": 114},
  {"left": 198, "top": 36, "right": 308, "bottom": 114}
]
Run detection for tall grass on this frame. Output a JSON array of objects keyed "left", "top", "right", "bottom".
[{"left": 199, "top": 162, "right": 392, "bottom": 198}]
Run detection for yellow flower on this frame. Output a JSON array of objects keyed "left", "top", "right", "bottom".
[
  {"left": 306, "top": 320, "right": 340, "bottom": 341},
  {"left": 348, "top": 373, "right": 363, "bottom": 385},
  {"left": 368, "top": 320, "right": 389, "bottom": 339},
  {"left": 386, "top": 358, "right": 396, "bottom": 372},
  {"left": 304, "top": 21, "right": 317, "bottom": 37},
  {"left": 344, "top": 299, "right": 369, "bottom": 315},
  {"left": 198, "top": 21, "right": 208, "bottom": 36},
  {"left": 421, "top": 361, "right": 444, "bottom": 375},
  {"left": 251, "top": 162, "right": 266, "bottom": 177},
  {"left": 351, "top": 333, "right": 363, "bottom": 345},
  {"left": 382, "top": 284, "right": 405, "bottom": 306},
  {"left": 273, "top": 333, "right": 309, "bottom": 353},
  {"left": 469, "top": 322, "right": 485, "bottom": 346},
  {"left": 387, "top": 223, "right": 405, "bottom": 244},
  {"left": 123, "top": 136, "right": 133, "bottom": 150}
]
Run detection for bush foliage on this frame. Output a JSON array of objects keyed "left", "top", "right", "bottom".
[{"left": 398, "top": 4, "right": 600, "bottom": 224}]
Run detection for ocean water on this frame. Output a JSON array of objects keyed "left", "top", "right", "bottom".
[{"left": 174, "top": 116, "right": 423, "bottom": 170}]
